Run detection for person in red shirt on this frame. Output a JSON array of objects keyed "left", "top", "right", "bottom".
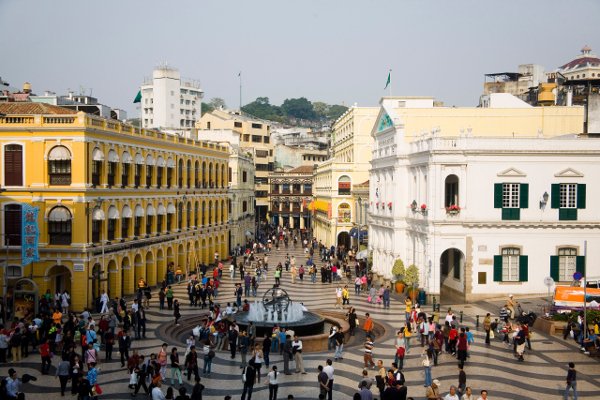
[
  {"left": 39, "top": 338, "right": 51, "bottom": 374},
  {"left": 448, "top": 326, "right": 458, "bottom": 355}
]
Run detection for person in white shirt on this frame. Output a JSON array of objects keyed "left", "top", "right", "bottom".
[
  {"left": 322, "top": 359, "right": 334, "bottom": 400},
  {"left": 265, "top": 365, "right": 279, "bottom": 400},
  {"left": 61, "top": 291, "right": 70, "bottom": 315},
  {"left": 292, "top": 336, "right": 306, "bottom": 374},
  {"left": 100, "top": 290, "right": 109, "bottom": 313},
  {"left": 151, "top": 380, "right": 166, "bottom": 400},
  {"left": 444, "top": 385, "right": 460, "bottom": 400},
  {"left": 131, "top": 299, "right": 139, "bottom": 313}
]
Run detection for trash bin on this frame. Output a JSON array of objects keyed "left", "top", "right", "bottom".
[{"left": 418, "top": 289, "right": 426, "bottom": 305}]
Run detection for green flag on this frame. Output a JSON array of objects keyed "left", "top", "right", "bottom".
[
  {"left": 384, "top": 71, "right": 391, "bottom": 90},
  {"left": 133, "top": 90, "right": 142, "bottom": 103}
]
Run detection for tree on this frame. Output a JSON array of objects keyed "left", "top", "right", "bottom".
[
  {"left": 201, "top": 102, "right": 214, "bottom": 116},
  {"left": 208, "top": 97, "right": 226, "bottom": 110},
  {"left": 312, "top": 101, "right": 329, "bottom": 119},
  {"left": 241, "top": 97, "right": 284, "bottom": 122},
  {"left": 327, "top": 104, "right": 348, "bottom": 120},
  {"left": 281, "top": 97, "right": 316, "bottom": 120}
]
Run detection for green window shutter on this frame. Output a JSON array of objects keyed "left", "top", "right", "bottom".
[
  {"left": 519, "top": 255, "right": 529, "bottom": 282},
  {"left": 493, "top": 255, "right": 503, "bottom": 282},
  {"left": 577, "top": 184, "right": 586, "bottom": 209},
  {"left": 550, "top": 256, "right": 559, "bottom": 282},
  {"left": 559, "top": 208, "right": 577, "bottom": 221},
  {"left": 502, "top": 208, "right": 520, "bottom": 220},
  {"left": 520, "top": 183, "right": 529, "bottom": 209},
  {"left": 576, "top": 256, "right": 586, "bottom": 276},
  {"left": 551, "top": 184, "right": 560, "bottom": 209},
  {"left": 494, "top": 183, "right": 503, "bottom": 208}
]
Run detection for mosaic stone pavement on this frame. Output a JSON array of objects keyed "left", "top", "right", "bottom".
[{"left": 2, "top": 246, "right": 600, "bottom": 399}]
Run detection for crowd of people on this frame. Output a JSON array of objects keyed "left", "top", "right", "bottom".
[{"left": 0, "top": 225, "right": 593, "bottom": 399}]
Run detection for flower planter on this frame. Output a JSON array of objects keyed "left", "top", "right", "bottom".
[{"left": 394, "top": 281, "right": 406, "bottom": 294}]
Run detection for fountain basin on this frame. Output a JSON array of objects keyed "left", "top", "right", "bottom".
[{"left": 235, "top": 310, "right": 325, "bottom": 337}]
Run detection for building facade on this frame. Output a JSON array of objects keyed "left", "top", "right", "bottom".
[
  {"left": 369, "top": 96, "right": 600, "bottom": 302},
  {"left": 0, "top": 103, "right": 228, "bottom": 313},
  {"left": 228, "top": 146, "right": 255, "bottom": 250},
  {"left": 197, "top": 109, "right": 273, "bottom": 223},
  {"left": 269, "top": 166, "right": 313, "bottom": 230},
  {"left": 312, "top": 106, "right": 378, "bottom": 248},
  {"left": 141, "top": 65, "right": 203, "bottom": 135}
]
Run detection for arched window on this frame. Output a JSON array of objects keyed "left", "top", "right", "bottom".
[
  {"left": 91, "top": 207, "right": 105, "bottom": 244},
  {"left": 186, "top": 160, "right": 192, "bottom": 188},
  {"left": 122, "top": 151, "right": 132, "bottom": 187},
  {"left": 121, "top": 205, "right": 132, "bottom": 239},
  {"left": 146, "top": 204, "right": 156, "bottom": 236},
  {"left": 166, "top": 203, "right": 176, "bottom": 232},
  {"left": 107, "top": 206, "right": 119, "bottom": 241},
  {"left": 177, "top": 202, "right": 183, "bottom": 230},
  {"left": 156, "top": 156, "right": 165, "bottom": 187},
  {"left": 194, "top": 161, "right": 200, "bottom": 188},
  {"left": 166, "top": 157, "right": 175, "bottom": 188},
  {"left": 202, "top": 161, "right": 207, "bottom": 188},
  {"left": 338, "top": 175, "right": 351, "bottom": 195},
  {"left": 134, "top": 153, "right": 144, "bottom": 187},
  {"left": 186, "top": 201, "right": 192, "bottom": 229},
  {"left": 4, "top": 204, "right": 22, "bottom": 246},
  {"left": 178, "top": 159, "right": 184, "bottom": 188},
  {"left": 48, "top": 206, "right": 72, "bottom": 245},
  {"left": 194, "top": 201, "right": 199, "bottom": 227},
  {"left": 208, "top": 201, "right": 213, "bottom": 225},
  {"left": 221, "top": 164, "right": 226, "bottom": 188},
  {"left": 146, "top": 154, "right": 155, "bottom": 188},
  {"left": 134, "top": 205, "right": 144, "bottom": 237},
  {"left": 48, "top": 146, "right": 72, "bottom": 185},
  {"left": 91, "top": 147, "right": 104, "bottom": 187},
  {"left": 208, "top": 163, "right": 213, "bottom": 188},
  {"left": 157, "top": 203, "right": 166, "bottom": 233},
  {"left": 4, "top": 144, "right": 23, "bottom": 186},
  {"left": 107, "top": 150, "right": 119, "bottom": 187},
  {"left": 338, "top": 203, "right": 351, "bottom": 222},
  {"left": 445, "top": 174, "right": 459, "bottom": 208},
  {"left": 215, "top": 164, "right": 220, "bottom": 189}
]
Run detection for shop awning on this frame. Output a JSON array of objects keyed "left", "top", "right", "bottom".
[
  {"left": 122, "top": 205, "right": 132, "bottom": 218},
  {"left": 166, "top": 203, "right": 176, "bottom": 214},
  {"left": 107, "top": 206, "right": 119, "bottom": 219},
  {"left": 134, "top": 205, "right": 144, "bottom": 217},
  {"left": 92, "top": 207, "right": 105, "bottom": 221},
  {"left": 48, "top": 206, "right": 71, "bottom": 221},
  {"left": 134, "top": 153, "right": 144, "bottom": 165},
  {"left": 107, "top": 150, "right": 119, "bottom": 163},
  {"left": 122, "top": 151, "right": 133, "bottom": 164},
  {"left": 146, "top": 204, "right": 156, "bottom": 216},
  {"left": 157, "top": 204, "right": 167, "bottom": 215},
  {"left": 92, "top": 148, "right": 104, "bottom": 161},
  {"left": 48, "top": 146, "right": 71, "bottom": 161}
]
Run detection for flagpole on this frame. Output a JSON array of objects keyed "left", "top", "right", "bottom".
[
  {"left": 239, "top": 72, "right": 242, "bottom": 111},
  {"left": 389, "top": 69, "right": 392, "bottom": 97}
]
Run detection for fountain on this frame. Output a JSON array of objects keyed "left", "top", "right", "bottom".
[{"left": 235, "top": 287, "right": 325, "bottom": 336}]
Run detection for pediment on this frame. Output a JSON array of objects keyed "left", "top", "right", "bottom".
[
  {"left": 554, "top": 168, "right": 584, "bottom": 178},
  {"left": 497, "top": 167, "right": 526, "bottom": 177}
]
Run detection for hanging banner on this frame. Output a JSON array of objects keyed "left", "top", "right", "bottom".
[{"left": 21, "top": 203, "right": 40, "bottom": 266}]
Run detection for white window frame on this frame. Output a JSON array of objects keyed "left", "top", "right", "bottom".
[
  {"left": 502, "top": 183, "right": 520, "bottom": 208},
  {"left": 560, "top": 183, "right": 577, "bottom": 208},
  {"left": 502, "top": 247, "right": 520, "bottom": 282},
  {"left": 558, "top": 247, "right": 577, "bottom": 281}
]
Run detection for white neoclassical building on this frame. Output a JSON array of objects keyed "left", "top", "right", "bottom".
[{"left": 369, "top": 95, "right": 600, "bottom": 302}]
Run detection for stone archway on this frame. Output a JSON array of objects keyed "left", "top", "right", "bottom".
[
  {"left": 46, "top": 264, "right": 72, "bottom": 295},
  {"left": 440, "top": 248, "right": 466, "bottom": 303},
  {"left": 156, "top": 248, "right": 166, "bottom": 285},
  {"left": 201, "top": 239, "right": 208, "bottom": 264},
  {"left": 90, "top": 263, "right": 103, "bottom": 308},
  {"left": 177, "top": 244, "right": 185, "bottom": 274},
  {"left": 107, "top": 260, "right": 119, "bottom": 299},
  {"left": 134, "top": 253, "right": 144, "bottom": 290},
  {"left": 337, "top": 231, "right": 350, "bottom": 249},
  {"left": 122, "top": 257, "right": 132, "bottom": 296},
  {"left": 146, "top": 251, "right": 155, "bottom": 286}
]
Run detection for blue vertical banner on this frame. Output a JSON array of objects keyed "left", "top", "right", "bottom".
[{"left": 21, "top": 203, "right": 40, "bottom": 266}]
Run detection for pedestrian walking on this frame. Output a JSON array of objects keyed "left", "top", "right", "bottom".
[
  {"left": 363, "top": 313, "right": 374, "bottom": 338},
  {"left": 170, "top": 347, "right": 183, "bottom": 387},
  {"left": 283, "top": 335, "right": 293, "bottom": 374},
  {"left": 266, "top": 365, "right": 279, "bottom": 400},
  {"left": 483, "top": 313, "right": 492, "bottom": 345},
  {"left": 458, "top": 363, "right": 467, "bottom": 396},
  {"left": 185, "top": 345, "right": 200, "bottom": 381},
  {"left": 422, "top": 350, "right": 432, "bottom": 387},
  {"left": 318, "top": 365, "right": 330, "bottom": 399},
  {"left": 363, "top": 335, "right": 375, "bottom": 369},
  {"left": 323, "top": 359, "right": 334, "bottom": 400},
  {"left": 334, "top": 328, "right": 344, "bottom": 360},
  {"left": 241, "top": 361, "right": 256, "bottom": 400},
  {"left": 174, "top": 299, "right": 181, "bottom": 325},
  {"left": 56, "top": 355, "right": 71, "bottom": 396},
  {"left": 564, "top": 362, "right": 578, "bottom": 400}
]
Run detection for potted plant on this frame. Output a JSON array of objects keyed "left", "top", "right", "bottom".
[
  {"left": 404, "top": 264, "right": 420, "bottom": 302},
  {"left": 420, "top": 204, "right": 427, "bottom": 213},
  {"left": 388, "top": 202, "right": 392, "bottom": 210},
  {"left": 446, "top": 204, "right": 460, "bottom": 215},
  {"left": 391, "top": 259, "right": 406, "bottom": 293}
]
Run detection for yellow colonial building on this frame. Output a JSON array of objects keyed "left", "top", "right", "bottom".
[{"left": 0, "top": 103, "right": 229, "bottom": 313}]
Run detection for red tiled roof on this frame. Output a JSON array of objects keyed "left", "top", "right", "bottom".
[
  {"left": 288, "top": 165, "right": 314, "bottom": 174},
  {"left": 356, "top": 180, "right": 369, "bottom": 186},
  {"left": 0, "top": 102, "right": 77, "bottom": 115},
  {"left": 560, "top": 56, "right": 600, "bottom": 70}
]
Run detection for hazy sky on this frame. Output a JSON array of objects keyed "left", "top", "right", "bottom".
[{"left": 1, "top": 0, "right": 599, "bottom": 115}]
